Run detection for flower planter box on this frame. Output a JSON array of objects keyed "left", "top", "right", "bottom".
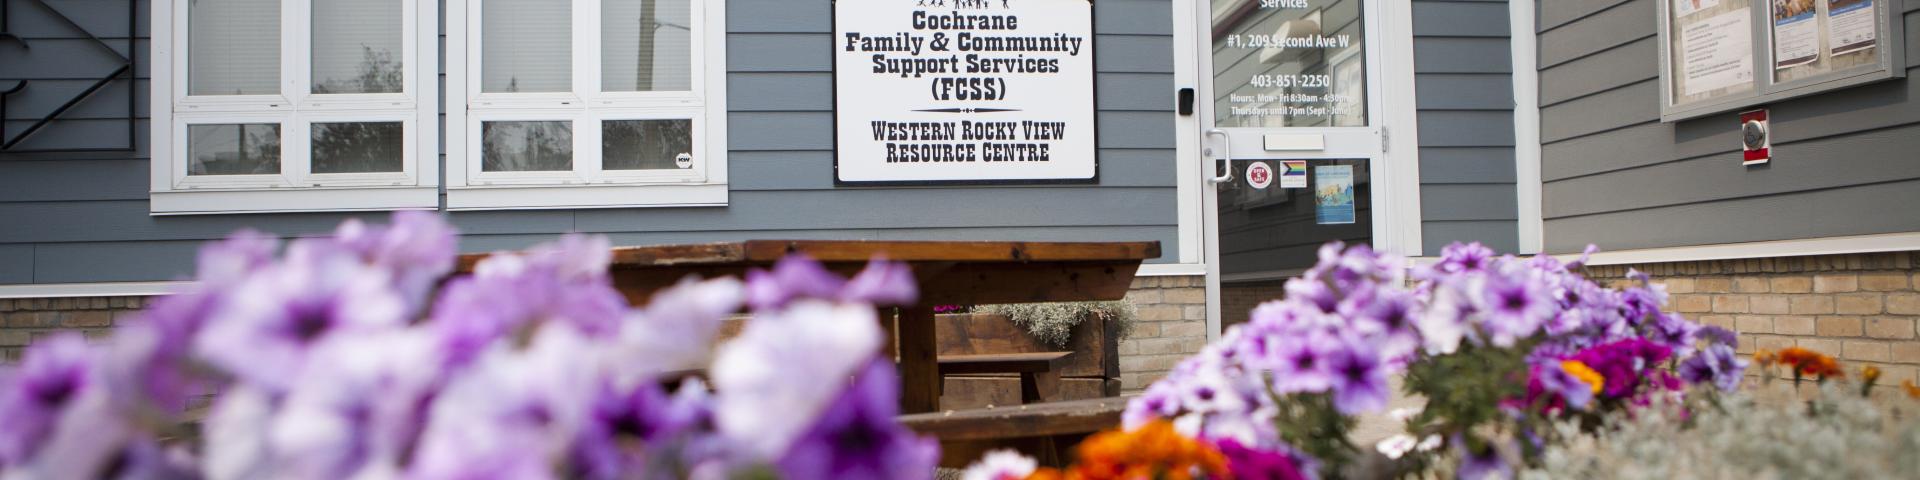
[{"left": 934, "top": 312, "right": 1121, "bottom": 410}]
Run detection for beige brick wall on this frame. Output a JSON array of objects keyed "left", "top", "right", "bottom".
[
  {"left": 1585, "top": 251, "right": 1920, "bottom": 394},
  {"left": 0, "top": 296, "right": 153, "bottom": 363},
  {"left": 1116, "top": 275, "right": 1209, "bottom": 392}
]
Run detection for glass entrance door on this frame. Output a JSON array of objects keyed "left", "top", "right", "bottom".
[{"left": 1199, "top": 0, "right": 1387, "bottom": 329}]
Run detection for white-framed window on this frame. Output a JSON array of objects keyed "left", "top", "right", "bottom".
[
  {"left": 445, "top": 0, "right": 728, "bottom": 211},
  {"left": 149, "top": 0, "right": 441, "bottom": 215}
]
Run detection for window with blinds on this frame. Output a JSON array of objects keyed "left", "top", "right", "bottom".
[
  {"left": 155, "top": 0, "right": 439, "bottom": 214},
  {"left": 449, "top": 0, "right": 726, "bottom": 210}
]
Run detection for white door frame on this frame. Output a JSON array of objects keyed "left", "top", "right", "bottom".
[{"left": 1176, "top": 0, "right": 1423, "bottom": 341}]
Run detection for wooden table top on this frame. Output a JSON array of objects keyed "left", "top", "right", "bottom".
[
  {"left": 458, "top": 240, "right": 1161, "bottom": 272},
  {"left": 455, "top": 239, "right": 1162, "bottom": 307}
]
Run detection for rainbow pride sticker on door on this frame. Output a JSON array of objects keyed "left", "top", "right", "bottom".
[{"left": 1281, "top": 160, "right": 1308, "bottom": 188}]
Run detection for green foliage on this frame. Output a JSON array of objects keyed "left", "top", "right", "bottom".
[
  {"left": 970, "top": 300, "right": 1137, "bottom": 348},
  {"left": 1403, "top": 341, "right": 1534, "bottom": 436},
  {"left": 1269, "top": 391, "right": 1359, "bottom": 477}
]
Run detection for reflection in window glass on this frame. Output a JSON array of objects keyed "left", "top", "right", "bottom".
[
  {"left": 189, "top": 0, "right": 281, "bottom": 95},
  {"left": 188, "top": 124, "right": 282, "bottom": 175},
  {"left": 482, "top": 121, "right": 574, "bottom": 171},
  {"left": 603, "top": 119, "right": 692, "bottom": 170},
  {"left": 312, "top": 122, "right": 405, "bottom": 173},
  {"left": 482, "top": 0, "right": 573, "bottom": 92},
  {"left": 1209, "top": 0, "right": 1367, "bottom": 127},
  {"left": 313, "top": 0, "right": 404, "bottom": 94},
  {"left": 602, "top": 0, "right": 693, "bottom": 92}
]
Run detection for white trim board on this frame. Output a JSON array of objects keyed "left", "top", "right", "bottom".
[
  {"left": 1138, "top": 263, "right": 1206, "bottom": 277},
  {"left": 1406, "top": 232, "right": 1920, "bottom": 268},
  {"left": 1564, "top": 233, "right": 1920, "bottom": 267},
  {"left": 1510, "top": 0, "right": 1543, "bottom": 255},
  {"left": 1379, "top": 0, "right": 1425, "bottom": 257},
  {"left": 0, "top": 281, "right": 199, "bottom": 300}
]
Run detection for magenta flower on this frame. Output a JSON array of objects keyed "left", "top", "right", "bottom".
[
  {"left": 1570, "top": 338, "right": 1673, "bottom": 399},
  {"left": 1215, "top": 439, "right": 1309, "bottom": 480}
]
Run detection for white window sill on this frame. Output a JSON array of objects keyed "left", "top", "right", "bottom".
[
  {"left": 150, "top": 187, "right": 440, "bottom": 215},
  {"left": 445, "top": 183, "right": 727, "bottom": 211}
]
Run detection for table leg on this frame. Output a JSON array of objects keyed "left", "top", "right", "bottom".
[
  {"left": 896, "top": 305, "right": 940, "bottom": 414},
  {"left": 877, "top": 307, "right": 899, "bottom": 361}
]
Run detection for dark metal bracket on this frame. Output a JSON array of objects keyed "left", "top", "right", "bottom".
[{"left": 0, "top": 0, "right": 140, "bottom": 153}]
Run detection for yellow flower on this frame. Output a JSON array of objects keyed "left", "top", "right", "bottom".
[
  {"left": 1561, "top": 360, "right": 1605, "bottom": 394},
  {"left": 1862, "top": 366, "right": 1882, "bottom": 384}
]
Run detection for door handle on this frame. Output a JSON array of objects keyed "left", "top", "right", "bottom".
[{"left": 1205, "top": 129, "right": 1233, "bottom": 184}]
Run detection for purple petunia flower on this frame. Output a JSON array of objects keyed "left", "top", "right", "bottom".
[
  {"left": 745, "top": 255, "right": 850, "bottom": 311},
  {"left": 1527, "top": 361, "right": 1594, "bottom": 410},
  {"left": 1432, "top": 242, "right": 1497, "bottom": 275},
  {"left": 712, "top": 300, "right": 884, "bottom": 460},
  {"left": 194, "top": 238, "right": 409, "bottom": 393},
  {"left": 776, "top": 360, "right": 938, "bottom": 480},
  {"left": 1679, "top": 343, "right": 1748, "bottom": 393},
  {"left": 332, "top": 211, "right": 458, "bottom": 313},
  {"left": 838, "top": 257, "right": 919, "bottom": 307},
  {"left": 0, "top": 334, "right": 96, "bottom": 466},
  {"left": 570, "top": 377, "right": 718, "bottom": 480},
  {"left": 1268, "top": 332, "right": 1337, "bottom": 394},
  {"left": 1478, "top": 272, "right": 1552, "bottom": 347},
  {"left": 430, "top": 235, "right": 629, "bottom": 366},
  {"left": 614, "top": 276, "right": 745, "bottom": 376},
  {"left": 195, "top": 229, "right": 279, "bottom": 288},
  {"left": 1325, "top": 341, "right": 1390, "bottom": 415},
  {"left": 1454, "top": 436, "right": 1510, "bottom": 480},
  {"left": 408, "top": 326, "right": 600, "bottom": 480}
]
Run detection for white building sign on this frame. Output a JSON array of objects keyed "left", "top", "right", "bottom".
[{"left": 834, "top": 0, "right": 1097, "bottom": 184}]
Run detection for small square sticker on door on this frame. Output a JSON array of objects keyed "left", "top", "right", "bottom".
[{"left": 1281, "top": 160, "right": 1308, "bottom": 188}]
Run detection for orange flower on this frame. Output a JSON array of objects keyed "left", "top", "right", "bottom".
[
  {"left": 1754, "top": 349, "right": 1777, "bottom": 368},
  {"left": 1904, "top": 380, "right": 1920, "bottom": 400},
  {"left": 1560, "top": 360, "right": 1605, "bottom": 394},
  {"left": 1040, "top": 420, "right": 1229, "bottom": 480},
  {"left": 1776, "top": 347, "right": 1845, "bottom": 379}
]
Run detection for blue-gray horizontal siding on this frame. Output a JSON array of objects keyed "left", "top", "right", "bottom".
[
  {"left": 1537, "top": 0, "right": 1920, "bottom": 253},
  {"left": 1414, "top": 0, "right": 1518, "bottom": 254},
  {"left": 0, "top": 0, "right": 1180, "bottom": 285}
]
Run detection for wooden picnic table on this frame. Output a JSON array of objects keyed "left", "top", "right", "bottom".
[{"left": 457, "top": 240, "right": 1160, "bottom": 414}]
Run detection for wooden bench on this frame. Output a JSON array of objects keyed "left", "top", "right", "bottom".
[
  {"left": 935, "top": 312, "right": 1122, "bottom": 410},
  {"left": 938, "top": 352, "right": 1073, "bottom": 404},
  {"left": 901, "top": 395, "right": 1132, "bottom": 468}
]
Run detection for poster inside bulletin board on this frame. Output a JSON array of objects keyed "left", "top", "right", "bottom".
[
  {"left": 833, "top": 0, "right": 1098, "bottom": 185},
  {"left": 1659, "top": 0, "right": 1904, "bottom": 121},
  {"left": 1667, "top": 0, "right": 1758, "bottom": 107},
  {"left": 1772, "top": 0, "right": 1882, "bottom": 82}
]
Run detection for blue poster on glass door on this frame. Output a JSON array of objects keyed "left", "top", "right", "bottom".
[{"left": 1315, "top": 165, "right": 1356, "bottom": 225}]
